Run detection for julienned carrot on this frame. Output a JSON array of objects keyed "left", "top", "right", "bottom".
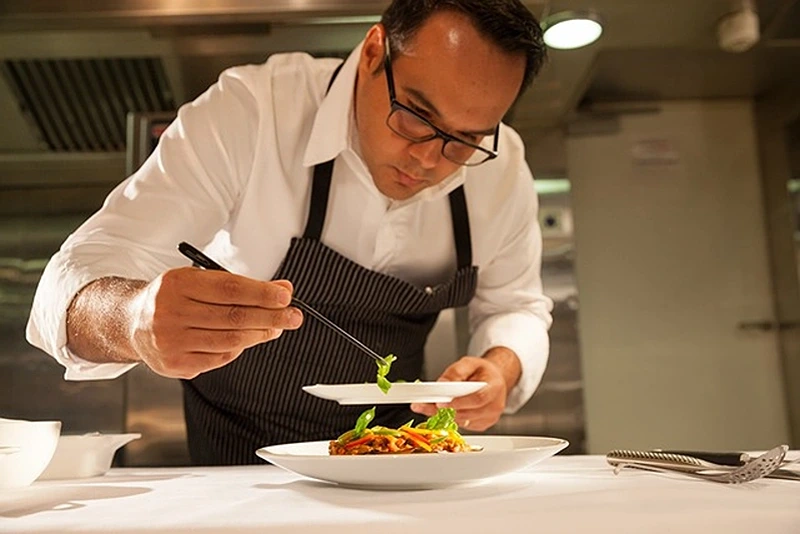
[
  {"left": 402, "top": 428, "right": 430, "bottom": 444},
  {"left": 402, "top": 429, "right": 432, "bottom": 451},
  {"left": 344, "top": 435, "right": 374, "bottom": 449}
]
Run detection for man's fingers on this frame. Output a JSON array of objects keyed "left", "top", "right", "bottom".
[
  {"left": 179, "top": 328, "right": 285, "bottom": 352},
  {"left": 272, "top": 279, "right": 294, "bottom": 293},
  {"left": 437, "top": 356, "right": 483, "bottom": 382},
  {"left": 443, "top": 385, "right": 493, "bottom": 411},
  {"left": 176, "top": 300, "right": 303, "bottom": 330},
  {"left": 173, "top": 268, "right": 293, "bottom": 308},
  {"left": 410, "top": 402, "right": 438, "bottom": 416}
]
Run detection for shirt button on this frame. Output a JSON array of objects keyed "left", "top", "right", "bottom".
[{"left": 424, "top": 286, "right": 434, "bottom": 295}]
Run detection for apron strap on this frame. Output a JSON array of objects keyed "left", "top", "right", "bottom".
[
  {"left": 303, "top": 160, "right": 333, "bottom": 240},
  {"left": 448, "top": 185, "right": 472, "bottom": 269},
  {"left": 303, "top": 62, "right": 343, "bottom": 240}
]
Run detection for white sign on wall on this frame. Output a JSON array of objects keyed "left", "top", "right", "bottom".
[{"left": 631, "top": 138, "right": 680, "bottom": 166}]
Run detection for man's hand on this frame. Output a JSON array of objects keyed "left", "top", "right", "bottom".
[
  {"left": 129, "top": 267, "right": 303, "bottom": 379},
  {"left": 410, "top": 347, "right": 521, "bottom": 431},
  {"left": 67, "top": 267, "right": 303, "bottom": 379}
]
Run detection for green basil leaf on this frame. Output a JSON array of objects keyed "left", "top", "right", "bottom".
[{"left": 424, "top": 407, "right": 457, "bottom": 431}]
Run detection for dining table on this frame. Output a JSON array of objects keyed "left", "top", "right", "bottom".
[{"left": 1, "top": 453, "right": 798, "bottom": 534}]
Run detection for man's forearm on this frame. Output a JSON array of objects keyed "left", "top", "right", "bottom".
[
  {"left": 66, "top": 276, "right": 147, "bottom": 364},
  {"left": 482, "top": 346, "right": 522, "bottom": 392}
]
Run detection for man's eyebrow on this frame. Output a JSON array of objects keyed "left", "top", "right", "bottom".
[{"left": 404, "top": 86, "right": 498, "bottom": 137}]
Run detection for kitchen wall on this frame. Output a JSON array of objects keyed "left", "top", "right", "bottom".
[
  {"left": 567, "top": 99, "right": 791, "bottom": 453},
  {"left": 755, "top": 83, "right": 800, "bottom": 446}
]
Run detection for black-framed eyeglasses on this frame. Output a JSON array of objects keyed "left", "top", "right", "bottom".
[{"left": 383, "top": 37, "right": 499, "bottom": 167}]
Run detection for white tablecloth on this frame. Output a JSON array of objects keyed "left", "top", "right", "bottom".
[{"left": 1, "top": 455, "right": 798, "bottom": 534}]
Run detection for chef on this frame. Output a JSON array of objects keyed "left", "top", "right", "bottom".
[{"left": 27, "top": 0, "right": 553, "bottom": 465}]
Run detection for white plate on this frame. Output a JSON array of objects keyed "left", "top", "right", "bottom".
[
  {"left": 256, "top": 435, "right": 569, "bottom": 490},
  {"left": 302, "top": 381, "right": 488, "bottom": 405}
]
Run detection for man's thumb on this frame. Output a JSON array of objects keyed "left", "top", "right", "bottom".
[{"left": 438, "top": 356, "right": 480, "bottom": 382}]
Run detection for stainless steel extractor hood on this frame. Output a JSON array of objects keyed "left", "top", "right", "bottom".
[{"left": 0, "top": 0, "right": 406, "bottom": 154}]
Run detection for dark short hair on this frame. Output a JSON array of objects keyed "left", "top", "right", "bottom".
[{"left": 380, "top": 0, "right": 547, "bottom": 94}]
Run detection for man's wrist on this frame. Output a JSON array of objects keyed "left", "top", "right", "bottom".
[
  {"left": 481, "top": 346, "right": 522, "bottom": 392},
  {"left": 66, "top": 276, "right": 146, "bottom": 364}
]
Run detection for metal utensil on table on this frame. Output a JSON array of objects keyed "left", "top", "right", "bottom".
[
  {"left": 177, "top": 242, "right": 386, "bottom": 364},
  {"left": 606, "top": 445, "right": 789, "bottom": 484},
  {"left": 657, "top": 448, "right": 800, "bottom": 468},
  {"left": 654, "top": 449, "right": 750, "bottom": 466},
  {"left": 655, "top": 448, "right": 800, "bottom": 481}
]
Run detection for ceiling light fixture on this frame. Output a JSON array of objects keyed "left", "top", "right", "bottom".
[{"left": 541, "top": 11, "right": 604, "bottom": 50}]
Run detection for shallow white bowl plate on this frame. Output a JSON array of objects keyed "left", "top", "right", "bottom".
[
  {"left": 256, "top": 435, "right": 569, "bottom": 490},
  {"left": 39, "top": 432, "right": 142, "bottom": 480},
  {"left": 302, "top": 381, "right": 487, "bottom": 405}
]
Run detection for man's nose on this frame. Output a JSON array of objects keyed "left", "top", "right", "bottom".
[{"left": 408, "top": 137, "right": 444, "bottom": 169}]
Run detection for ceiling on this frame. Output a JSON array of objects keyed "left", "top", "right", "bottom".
[{"left": 0, "top": 0, "right": 798, "bottom": 176}]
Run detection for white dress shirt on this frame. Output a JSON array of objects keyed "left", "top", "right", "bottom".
[{"left": 26, "top": 42, "right": 553, "bottom": 413}]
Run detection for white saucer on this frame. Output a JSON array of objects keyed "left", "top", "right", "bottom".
[{"left": 301, "top": 381, "right": 487, "bottom": 405}]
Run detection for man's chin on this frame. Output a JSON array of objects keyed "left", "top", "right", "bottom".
[
  {"left": 379, "top": 183, "right": 419, "bottom": 201},
  {"left": 379, "top": 168, "right": 431, "bottom": 200},
  {"left": 370, "top": 174, "right": 421, "bottom": 201}
]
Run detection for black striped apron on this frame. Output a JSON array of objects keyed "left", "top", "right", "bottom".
[{"left": 181, "top": 65, "right": 479, "bottom": 465}]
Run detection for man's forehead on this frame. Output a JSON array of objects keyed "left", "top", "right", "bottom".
[
  {"left": 395, "top": 10, "right": 485, "bottom": 56},
  {"left": 401, "top": 84, "right": 499, "bottom": 137},
  {"left": 390, "top": 52, "right": 522, "bottom": 132},
  {"left": 392, "top": 11, "right": 524, "bottom": 89}
]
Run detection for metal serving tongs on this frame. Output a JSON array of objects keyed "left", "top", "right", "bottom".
[
  {"left": 606, "top": 445, "right": 790, "bottom": 484},
  {"left": 177, "top": 242, "right": 387, "bottom": 365},
  {"left": 652, "top": 447, "right": 800, "bottom": 481}
]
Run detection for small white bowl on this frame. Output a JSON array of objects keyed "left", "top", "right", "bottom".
[
  {"left": 0, "top": 418, "right": 61, "bottom": 489},
  {"left": 38, "top": 432, "right": 141, "bottom": 480}
]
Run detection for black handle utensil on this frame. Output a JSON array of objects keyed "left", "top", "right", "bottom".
[{"left": 654, "top": 449, "right": 749, "bottom": 467}]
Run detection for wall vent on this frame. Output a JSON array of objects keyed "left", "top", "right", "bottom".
[{"left": 1, "top": 57, "right": 175, "bottom": 152}]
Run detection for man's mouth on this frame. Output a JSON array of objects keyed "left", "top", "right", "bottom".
[{"left": 395, "top": 167, "right": 425, "bottom": 187}]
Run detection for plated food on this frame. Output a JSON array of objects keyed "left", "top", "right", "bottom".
[
  {"left": 256, "top": 433, "right": 570, "bottom": 489},
  {"left": 329, "top": 406, "right": 476, "bottom": 455}
]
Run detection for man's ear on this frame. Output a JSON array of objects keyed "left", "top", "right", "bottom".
[{"left": 360, "top": 23, "right": 387, "bottom": 75}]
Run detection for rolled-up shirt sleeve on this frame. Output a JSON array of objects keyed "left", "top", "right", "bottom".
[
  {"left": 26, "top": 67, "right": 259, "bottom": 381},
  {"left": 467, "top": 164, "right": 553, "bottom": 414}
]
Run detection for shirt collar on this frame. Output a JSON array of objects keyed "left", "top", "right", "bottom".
[
  {"left": 302, "top": 40, "right": 468, "bottom": 207},
  {"left": 302, "top": 43, "right": 362, "bottom": 167}
]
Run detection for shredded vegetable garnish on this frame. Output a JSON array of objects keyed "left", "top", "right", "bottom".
[
  {"left": 376, "top": 354, "right": 396, "bottom": 394},
  {"left": 329, "top": 407, "right": 476, "bottom": 455}
]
